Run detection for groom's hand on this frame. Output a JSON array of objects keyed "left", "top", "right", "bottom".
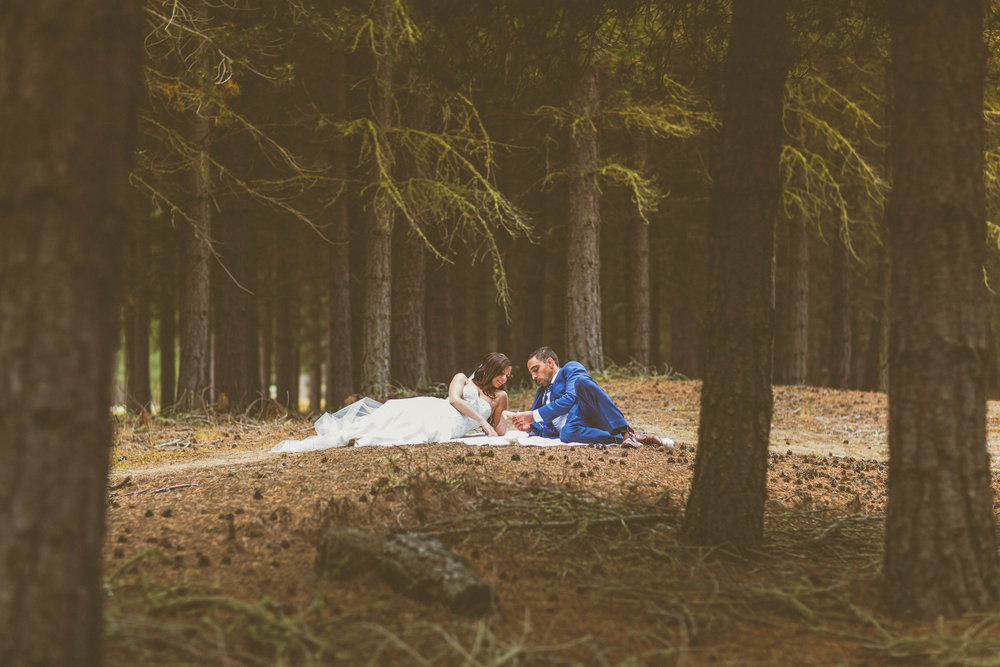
[{"left": 511, "top": 411, "right": 533, "bottom": 431}]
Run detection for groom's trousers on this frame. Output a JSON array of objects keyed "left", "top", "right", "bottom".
[{"left": 558, "top": 376, "right": 629, "bottom": 444}]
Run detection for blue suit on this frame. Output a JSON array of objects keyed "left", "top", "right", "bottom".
[{"left": 529, "top": 361, "right": 629, "bottom": 444}]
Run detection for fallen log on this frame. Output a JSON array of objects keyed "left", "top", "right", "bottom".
[{"left": 315, "top": 527, "right": 495, "bottom": 616}]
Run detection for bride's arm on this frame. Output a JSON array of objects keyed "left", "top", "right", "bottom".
[
  {"left": 491, "top": 391, "right": 509, "bottom": 435},
  {"left": 447, "top": 373, "right": 496, "bottom": 435}
]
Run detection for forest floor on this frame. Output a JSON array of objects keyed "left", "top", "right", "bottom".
[{"left": 102, "top": 378, "right": 1000, "bottom": 666}]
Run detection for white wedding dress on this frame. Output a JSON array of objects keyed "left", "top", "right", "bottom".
[{"left": 270, "top": 381, "right": 492, "bottom": 453}]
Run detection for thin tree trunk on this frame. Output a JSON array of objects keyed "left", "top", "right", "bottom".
[
  {"left": 326, "top": 20, "right": 354, "bottom": 411},
  {"left": 878, "top": 254, "right": 890, "bottom": 392},
  {"left": 361, "top": 0, "right": 394, "bottom": 397},
  {"left": 565, "top": 62, "right": 604, "bottom": 371},
  {"left": 884, "top": 0, "right": 997, "bottom": 618},
  {"left": 275, "top": 270, "right": 297, "bottom": 410},
  {"left": 127, "top": 215, "right": 152, "bottom": 412},
  {"left": 786, "top": 213, "right": 809, "bottom": 385},
  {"left": 124, "top": 288, "right": 137, "bottom": 411},
  {"left": 390, "top": 93, "right": 430, "bottom": 390},
  {"left": 158, "top": 218, "right": 177, "bottom": 411},
  {"left": 213, "top": 208, "right": 259, "bottom": 411},
  {"left": 828, "top": 231, "right": 851, "bottom": 388},
  {"left": 392, "top": 226, "right": 429, "bottom": 389},
  {"left": 683, "top": 0, "right": 788, "bottom": 550},
  {"left": 0, "top": 2, "right": 140, "bottom": 663},
  {"left": 176, "top": 5, "right": 212, "bottom": 412},
  {"left": 426, "top": 260, "right": 457, "bottom": 383},
  {"left": 626, "top": 135, "right": 652, "bottom": 366},
  {"left": 650, "top": 261, "right": 663, "bottom": 368},
  {"left": 309, "top": 320, "right": 323, "bottom": 413}
]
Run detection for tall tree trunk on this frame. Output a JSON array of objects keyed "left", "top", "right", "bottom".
[
  {"left": 390, "top": 93, "right": 431, "bottom": 390},
  {"left": 626, "top": 135, "right": 652, "bottom": 366},
  {"left": 308, "top": 302, "right": 323, "bottom": 414},
  {"left": 361, "top": 0, "right": 394, "bottom": 397},
  {"left": 275, "top": 266, "right": 297, "bottom": 410},
  {"left": 426, "top": 260, "right": 457, "bottom": 383},
  {"left": 0, "top": 2, "right": 140, "bottom": 663},
  {"left": 392, "top": 226, "right": 429, "bottom": 389},
  {"left": 884, "top": 0, "right": 997, "bottom": 618},
  {"left": 176, "top": 5, "right": 213, "bottom": 412},
  {"left": 509, "top": 237, "right": 539, "bottom": 367},
  {"left": 786, "top": 212, "right": 809, "bottom": 385},
  {"left": 878, "top": 254, "right": 890, "bottom": 392},
  {"left": 257, "top": 237, "right": 274, "bottom": 401},
  {"left": 123, "top": 288, "right": 137, "bottom": 410},
  {"left": 828, "top": 230, "right": 851, "bottom": 388},
  {"left": 683, "top": 0, "right": 788, "bottom": 550},
  {"left": 158, "top": 218, "right": 177, "bottom": 411},
  {"left": 650, "top": 261, "right": 663, "bottom": 368},
  {"left": 125, "top": 212, "right": 152, "bottom": 412},
  {"left": 326, "top": 22, "right": 354, "bottom": 411},
  {"left": 213, "top": 208, "right": 259, "bottom": 412},
  {"left": 565, "top": 62, "right": 604, "bottom": 371}
]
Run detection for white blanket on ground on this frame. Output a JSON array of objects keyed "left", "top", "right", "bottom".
[
  {"left": 452, "top": 429, "right": 676, "bottom": 448},
  {"left": 453, "top": 429, "right": 582, "bottom": 447}
]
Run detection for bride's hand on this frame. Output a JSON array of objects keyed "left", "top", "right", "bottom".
[{"left": 482, "top": 422, "right": 498, "bottom": 437}]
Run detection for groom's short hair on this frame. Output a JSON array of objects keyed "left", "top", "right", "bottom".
[{"left": 529, "top": 346, "right": 559, "bottom": 366}]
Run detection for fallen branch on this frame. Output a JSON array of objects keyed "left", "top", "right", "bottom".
[
  {"left": 154, "top": 438, "right": 189, "bottom": 448},
  {"left": 108, "top": 476, "right": 132, "bottom": 491},
  {"left": 123, "top": 483, "right": 199, "bottom": 497}
]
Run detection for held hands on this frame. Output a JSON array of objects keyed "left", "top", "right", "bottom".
[{"left": 509, "top": 410, "right": 533, "bottom": 432}]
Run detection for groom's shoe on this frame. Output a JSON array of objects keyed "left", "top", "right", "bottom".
[
  {"left": 620, "top": 430, "right": 641, "bottom": 449},
  {"left": 633, "top": 431, "right": 665, "bottom": 446},
  {"left": 620, "top": 427, "right": 670, "bottom": 448}
]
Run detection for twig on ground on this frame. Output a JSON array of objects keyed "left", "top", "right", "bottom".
[
  {"left": 154, "top": 438, "right": 189, "bottom": 448},
  {"left": 123, "top": 483, "right": 198, "bottom": 497}
]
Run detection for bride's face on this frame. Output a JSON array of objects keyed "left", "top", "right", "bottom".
[{"left": 492, "top": 366, "right": 512, "bottom": 389}]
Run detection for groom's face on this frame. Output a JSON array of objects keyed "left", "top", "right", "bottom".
[{"left": 527, "top": 356, "right": 556, "bottom": 387}]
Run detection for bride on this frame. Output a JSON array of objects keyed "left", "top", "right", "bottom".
[{"left": 270, "top": 352, "right": 512, "bottom": 453}]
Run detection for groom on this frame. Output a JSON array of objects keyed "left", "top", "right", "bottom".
[{"left": 509, "top": 346, "right": 667, "bottom": 447}]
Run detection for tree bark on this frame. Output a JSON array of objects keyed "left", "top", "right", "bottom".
[
  {"left": 884, "top": 0, "right": 998, "bottom": 618},
  {"left": 361, "top": 0, "right": 394, "bottom": 397},
  {"left": 326, "top": 38, "right": 354, "bottom": 411},
  {"left": 390, "top": 93, "right": 431, "bottom": 390},
  {"left": 213, "top": 208, "right": 259, "bottom": 412},
  {"left": 0, "top": 2, "right": 141, "bottom": 663},
  {"left": 158, "top": 218, "right": 177, "bottom": 411},
  {"left": 426, "top": 260, "right": 457, "bottom": 383},
  {"left": 828, "top": 230, "right": 851, "bottom": 389},
  {"left": 308, "top": 322, "right": 323, "bottom": 414},
  {"left": 176, "top": 2, "right": 213, "bottom": 412},
  {"left": 565, "top": 62, "right": 604, "bottom": 371},
  {"left": 626, "top": 134, "right": 652, "bottom": 366},
  {"left": 125, "top": 200, "right": 152, "bottom": 413},
  {"left": 392, "top": 225, "right": 429, "bottom": 389},
  {"left": 274, "top": 265, "right": 297, "bottom": 410},
  {"left": 683, "top": 0, "right": 788, "bottom": 550},
  {"left": 785, "top": 206, "right": 809, "bottom": 385}
]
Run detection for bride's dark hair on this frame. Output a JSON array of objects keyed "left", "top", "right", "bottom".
[{"left": 471, "top": 352, "right": 512, "bottom": 398}]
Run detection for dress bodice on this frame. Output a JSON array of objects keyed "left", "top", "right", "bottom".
[{"left": 461, "top": 380, "right": 493, "bottom": 421}]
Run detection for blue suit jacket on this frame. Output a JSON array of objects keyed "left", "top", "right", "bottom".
[{"left": 529, "top": 361, "right": 589, "bottom": 438}]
